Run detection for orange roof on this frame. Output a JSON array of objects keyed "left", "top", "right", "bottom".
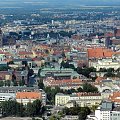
[
  {"left": 95, "top": 77, "right": 105, "bottom": 83},
  {"left": 109, "top": 92, "right": 120, "bottom": 103},
  {"left": 16, "top": 92, "right": 41, "bottom": 99},
  {"left": 48, "top": 79, "right": 83, "bottom": 87},
  {"left": 77, "top": 92, "right": 101, "bottom": 97},
  {"left": 18, "top": 51, "right": 33, "bottom": 55},
  {"left": 87, "top": 48, "right": 115, "bottom": 59}
]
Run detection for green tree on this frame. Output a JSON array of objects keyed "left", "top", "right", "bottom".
[
  {"left": 26, "top": 100, "right": 43, "bottom": 117},
  {"left": 0, "top": 66, "right": 10, "bottom": 71},
  {"left": 116, "top": 72, "right": 120, "bottom": 78},
  {"left": 91, "top": 105, "right": 98, "bottom": 112},
  {"left": 99, "top": 68, "right": 107, "bottom": 72},
  {"left": 50, "top": 115, "right": 57, "bottom": 120},
  {"left": 32, "top": 99, "right": 42, "bottom": 116},
  {"left": 82, "top": 83, "right": 98, "bottom": 92},
  {"left": 16, "top": 103, "right": 25, "bottom": 117},
  {"left": 1, "top": 100, "right": 24, "bottom": 117},
  {"left": 19, "top": 79, "right": 25, "bottom": 86},
  {"left": 63, "top": 106, "right": 90, "bottom": 120},
  {"left": 5, "top": 80, "right": 11, "bottom": 86},
  {"left": 38, "top": 81, "right": 44, "bottom": 89},
  {"left": 7, "top": 61, "right": 14, "bottom": 64},
  {"left": 104, "top": 72, "right": 115, "bottom": 77},
  {"left": 77, "top": 87, "right": 83, "bottom": 92},
  {"left": 60, "top": 61, "right": 69, "bottom": 68},
  {"left": 76, "top": 67, "right": 96, "bottom": 78},
  {"left": 13, "top": 80, "right": 18, "bottom": 86},
  {"left": 0, "top": 81, "right": 4, "bottom": 87},
  {"left": 44, "top": 87, "right": 61, "bottom": 104},
  {"left": 107, "top": 68, "right": 114, "bottom": 72},
  {"left": 116, "top": 68, "right": 120, "bottom": 72},
  {"left": 26, "top": 102, "right": 34, "bottom": 117}
]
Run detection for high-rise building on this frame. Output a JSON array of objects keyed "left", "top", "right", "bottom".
[{"left": 0, "top": 28, "right": 3, "bottom": 47}]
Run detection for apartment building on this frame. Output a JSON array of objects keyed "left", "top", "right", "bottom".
[
  {"left": 55, "top": 92, "right": 102, "bottom": 107},
  {"left": 87, "top": 101, "right": 120, "bottom": 120},
  {"left": 90, "top": 59, "right": 120, "bottom": 71},
  {"left": 0, "top": 93, "right": 15, "bottom": 102},
  {"left": 95, "top": 101, "right": 120, "bottom": 120},
  {"left": 16, "top": 91, "right": 42, "bottom": 105},
  {"left": 55, "top": 93, "right": 70, "bottom": 106},
  {"left": 71, "top": 93, "right": 102, "bottom": 107}
]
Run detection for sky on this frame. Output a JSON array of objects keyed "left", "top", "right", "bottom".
[{"left": 0, "top": 0, "right": 120, "bottom": 8}]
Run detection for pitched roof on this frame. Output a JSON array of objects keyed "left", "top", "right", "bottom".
[
  {"left": 16, "top": 92, "right": 41, "bottom": 99},
  {"left": 87, "top": 48, "right": 115, "bottom": 59},
  {"left": 95, "top": 77, "right": 105, "bottom": 83},
  {"left": 109, "top": 92, "right": 120, "bottom": 103},
  {"left": 77, "top": 92, "right": 101, "bottom": 97}
]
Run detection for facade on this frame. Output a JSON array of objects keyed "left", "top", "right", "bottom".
[
  {"left": 55, "top": 93, "right": 102, "bottom": 107},
  {"left": 94, "top": 101, "right": 120, "bottom": 120},
  {"left": 0, "top": 86, "right": 46, "bottom": 105},
  {"left": 0, "top": 93, "right": 15, "bottom": 102},
  {"left": 72, "top": 93, "right": 102, "bottom": 107},
  {"left": 16, "top": 91, "right": 42, "bottom": 105},
  {"left": 43, "top": 77, "right": 83, "bottom": 89},
  {"left": 55, "top": 93, "right": 70, "bottom": 106},
  {"left": 61, "top": 115, "right": 79, "bottom": 120},
  {"left": 89, "top": 59, "right": 120, "bottom": 71},
  {"left": 109, "top": 91, "right": 120, "bottom": 106},
  {"left": 39, "top": 89, "right": 47, "bottom": 106},
  {"left": 65, "top": 100, "right": 77, "bottom": 108}
]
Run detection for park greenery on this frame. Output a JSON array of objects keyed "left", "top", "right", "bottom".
[
  {"left": 63, "top": 106, "right": 91, "bottom": 120},
  {"left": 60, "top": 60, "right": 120, "bottom": 78},
  {"left": 41, "top": 83, "right": 98, "bottom": 105},
  {"left": 0, "top": 99, "right": 45, "bottom": 117}
]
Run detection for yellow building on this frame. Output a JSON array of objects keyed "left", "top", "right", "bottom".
[
  {"left": 55, "top": 93, "right": 70, "bottom": 106},
  {"left": 55, "top": 93, "right": 102, "bottom": 107}
]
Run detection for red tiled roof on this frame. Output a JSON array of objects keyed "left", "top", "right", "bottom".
[
  {"left": 18, "top": 51, "right": 33, "bottom": 55},
  {"left": 77, "top": 92, "right": 101, "bottom": 97},
  {"left": 16, "top": 92, "right": 41, "bottom": 99},
  {"left": 95, "top": 77, "right": 105, "bottom": 83},
  {"left": 109, "top": 92, "right": 120, "bottom": 103},
  {"left": 87, "top": 48, "right": 115, "bottom": 59}
]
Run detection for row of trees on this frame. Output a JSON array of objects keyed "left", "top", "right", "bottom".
[
  {"left": 60, "top": 59, "right": 120, "bottom": 78},
  {"left": 0, "top": 66, "right": 11, "bottom": 71},
  {"left": 77, "top": 83, "right": 98, "bottom": 93},
  {"left": 43, "top": 31, "right": 75, "bottom": 38},
  {"left": 63, "top": 107, "right": 91, "bottom": 120},
  {"left": 42, "top": 83, "right": 98, "bottom": 104},
  {"left": 0, "top": 80, "right": 25, "bottom": 87},
  {"left": 0, "top": 100, "right": 45, "bottom": 117}
]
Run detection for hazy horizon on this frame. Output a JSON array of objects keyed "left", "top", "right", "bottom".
[{"left": 0, "top": 0, "right": 120, "bottom": 9}]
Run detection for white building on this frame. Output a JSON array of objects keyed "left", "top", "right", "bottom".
[
  {"left": 0, "top": 93, "right": 15, "bottom": 102},
  {"left": 61, "top": 115, "right": 79, "bottom": 120},
  {"left": 90, "top": 59, "right": 120, "bottom": 71},
  {"left": 55, "top": 93, "right": 70, "bottom": 106},
  {"left": 55, "top": 93, "right": 102, "bottom": 107},
  {"left": 94, "top": 101, "right": 120, "bottom": 120},
  {"left": 16, "top": 91, "right": 43, "bottom": 105}
]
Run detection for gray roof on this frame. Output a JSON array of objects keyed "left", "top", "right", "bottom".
[
  {"left": 101, "top": 101, "right": 113, "bottom": 111},
  {"left": 13, "top": 58, "right": 32, "bottom": 62},
  {"left": 0, "top": 86, "right": 38, "bottom": 93}
]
